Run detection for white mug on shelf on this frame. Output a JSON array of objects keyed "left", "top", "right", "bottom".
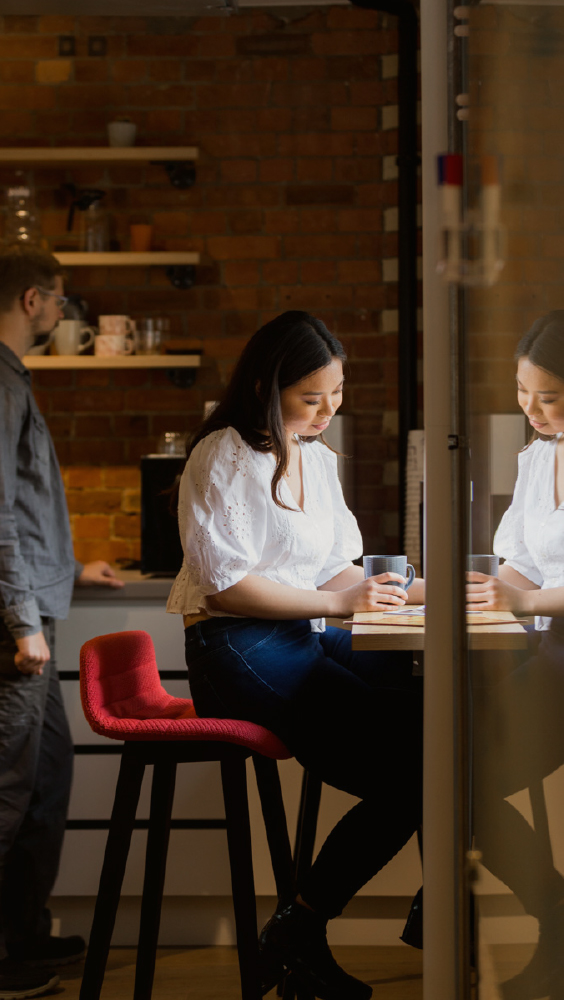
[
  {"left": 52, "top": 320, "right": 96, "bottom": 356},
  {"left": 107, "top": 120, "right": 137, "bottom": 147}
]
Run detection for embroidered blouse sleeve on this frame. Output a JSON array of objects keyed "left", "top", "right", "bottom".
[
  {"left": 314, "top": 445, "right": 363, "bottom": 587},
  {"left": 178, "top": 428, "right": 269, "bottom": 596},
  {"left": 493, "top": 442, "right": 543, "bottom": 587}
]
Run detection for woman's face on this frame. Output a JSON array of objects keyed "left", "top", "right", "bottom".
[
  {"left": 280, "top": 358, "right": 344, "bottom": 440},
  {"left": 517, "top": 357, "right": 564, "bottom": 435}
]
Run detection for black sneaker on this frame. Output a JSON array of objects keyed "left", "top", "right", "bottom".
[
  {"left": 0, "top": 959, "right": 59, "bottom": 999},
  {"left": 8, "top": 935, "right": 86, "bottom": 968}
]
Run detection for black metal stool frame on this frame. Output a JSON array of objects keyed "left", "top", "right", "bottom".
[{"left": 79, "top": 740, "right": 296, "bottom": 1000}]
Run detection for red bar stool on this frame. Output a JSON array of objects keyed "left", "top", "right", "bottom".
[{"left": 78, "top": 630, "right": 296, "bottom": 1000}]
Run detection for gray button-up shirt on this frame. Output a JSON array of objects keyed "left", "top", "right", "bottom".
[{"left": 0, "top": 342, "right": 81, "bottom": 639}]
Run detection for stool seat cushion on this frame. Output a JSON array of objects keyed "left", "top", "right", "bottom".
[{"left": 80, "top": 630, "right": 291, "bottom": 760}]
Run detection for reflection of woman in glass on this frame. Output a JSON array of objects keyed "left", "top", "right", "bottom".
[
  {"left": 467, "top": 311, "right": 564, "bottom": 1000},
  {"left": 167, "top": 311, "right": 424, "bottom": 1000}
]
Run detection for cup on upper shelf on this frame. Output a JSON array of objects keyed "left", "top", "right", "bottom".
[
  {"left": 107, "top": 120, "right": 137, "bottom": 147},
  {"left": 363, "top": 555, "right": 415, "bottom": 590},
  {"left": 95, "top": 315, "right": 135, "bottom": 356},
  {"left": 129, "top": 224, "right": 153, "bottom": 252},
  {"left": 52, "top": 319, "right": 96, "bottom": 356},
  {"left": 134, "top": 318, "right": 163, "bottom": 356}
]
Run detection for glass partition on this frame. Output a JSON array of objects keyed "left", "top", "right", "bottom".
[{"left": 464, "top": 6, "right": 564, "bottom": 996}]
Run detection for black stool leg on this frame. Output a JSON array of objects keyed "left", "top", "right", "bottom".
[
  {"left": 80, "top": 748, "right": 145, "bottom": 1000},
  {"left": 253, "top": 756, "right": 295, "bottom": 906},
  {"left": 280, "top": 771, "right": 323, "bottom": 1000},
  {"left": 221, "top": 753, "right": 262, "bottom": 1000},
  {"left": 293, "top": 770, "right": 322, "bottom": 889},
  {"left": 133, "top": 758, "right": 177, "bottom": 1000}
]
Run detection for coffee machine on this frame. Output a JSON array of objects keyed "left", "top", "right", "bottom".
[{"left": 140, "top": 455, "right": 185, "bottom": 575}]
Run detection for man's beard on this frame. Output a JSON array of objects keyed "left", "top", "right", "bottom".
[{"left": 29, "top": 311, "right": 55, "bottom": 350}]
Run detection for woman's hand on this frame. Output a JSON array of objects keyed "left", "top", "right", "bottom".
[
  {"left": 466, "top": 572, "right": 532, "bottom": 614},
  {"left": 333, "top": 572, "right": 409, "bottom": 617}
]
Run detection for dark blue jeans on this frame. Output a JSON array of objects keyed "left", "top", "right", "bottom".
[
  {"left": 473, "top": 621, "right": 564, "bottom": 918},
  {"left": 0, "top": 618, "right": 73, "bottom": 956},
  {"left": 185, "top": 618, "right": 423, "bottom": 919}
]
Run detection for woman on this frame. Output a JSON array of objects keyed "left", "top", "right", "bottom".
[
  {"left": 167, "top": 311, "right": 424, "bottom": 1000},
  {"left": 467, "top": 311, "right": 564, "bottom": 1000}
]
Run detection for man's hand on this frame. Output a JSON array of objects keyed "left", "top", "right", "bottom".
[
  {"left": 77, "top": 561, "right": 124, "bottom": 589},
  {"left": 15, "top": 632, "right": 50, "bottom": 675}
]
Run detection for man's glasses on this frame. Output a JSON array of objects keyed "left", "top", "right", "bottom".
[
  {"left": 35, "top": 286, "right": 68, "bottom": 309},
  {"left": 20, "top": 287, "right": 68, "bottom": 310}
]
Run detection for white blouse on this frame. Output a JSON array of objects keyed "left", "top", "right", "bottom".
[
  {"left": 166, "top": 426, "right": 363, "bottom": 630},
  {"left": 494, "top": 435, "right": 564, "bottom": 630}
]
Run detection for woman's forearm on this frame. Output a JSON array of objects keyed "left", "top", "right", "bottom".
[
  {"left": 207, "top": 569, "right": 411, "bottom": 619},
  {"left": 521, "top": 586, "right": 564, "bottom": 617},
  {"left": 317, "top": 565, "right": 364, "bottom": 591},
  {"left": 208, "top": 575, "right": 342, "bottom": 619},
  {"left": 407, "top": 578, "right": 425, "bottom": 604}
]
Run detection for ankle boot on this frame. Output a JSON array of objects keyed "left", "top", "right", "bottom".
[{"left": 259, "top": 901, "right": 372, "bottom": 1000}]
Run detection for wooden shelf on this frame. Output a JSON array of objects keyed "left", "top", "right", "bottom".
[
  {"left": 0, "top": 147, "right": 199, "bottom": 164},
  {"left": 53, "top": 252, "right": 200, "bottom": 266},
  {"left": 24, "top": 354, "right": 203, "bottom": 370}
]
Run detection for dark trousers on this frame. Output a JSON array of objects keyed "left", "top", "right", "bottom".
[
  {"left": 185, "top": 618, "right": 423, "bottom": 920},
  {"left": 0, "top": 618, "right": 74, "bottom": 956},
  {"left": 473, "top": 621, "right": 564, "bottom": 919}
]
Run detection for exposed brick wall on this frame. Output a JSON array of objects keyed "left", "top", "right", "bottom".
[
  {"left": 62, "top": 465, "right": 141, "bottom": 564},
  {"left": 0, "top": 9, "right": 414, "bottom": 561},
  {"left": 467, "top": 5, "right": 564, "bottom": 415}
]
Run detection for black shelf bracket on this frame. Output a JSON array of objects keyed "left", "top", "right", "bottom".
[
  {"left": 151, "top": 160, "right": 196, "bottom": 190},
  {"left": 167, "top": 367, "right": 198, "bottom": 389},
  {"left": 165, "top": 264, "right": 196, "bottom": 290}
]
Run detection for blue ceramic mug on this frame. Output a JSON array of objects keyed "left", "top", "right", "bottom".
[{"left": 362, "top": 554, "right": 415, "bottom": 590}]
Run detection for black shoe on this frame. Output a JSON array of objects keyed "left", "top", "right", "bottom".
[
  {"left": 0, "top": 959, "right": 59, "bottom": 999},
  {"left": 259, "top": 901, "right": 372, "bottom": 1000},
  {"left": 9, "top": 934, "right": 86, "bottom": 968},
  {"left": 501, "top": 900, "right": 564, "bottom": 1000},
  {"left": 259, "top": 946, "right": 286, "bottom": 996},
  {"left": 400, "top": 886, "right": 423, "bottom": 950}
]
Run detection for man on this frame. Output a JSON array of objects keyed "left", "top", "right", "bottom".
[{"left": 0, "top": 244, "right": 123, "bottom": 998}]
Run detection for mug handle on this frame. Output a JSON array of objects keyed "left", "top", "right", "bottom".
[
  {"left": 78, "top": 325, "right": 96, "bottom": 353},
  {"left": 405, "top": 564, "right": 416, "bottom": 590},
  {"left": 124, "top": 317, "right": 135, "bottom": 355}
]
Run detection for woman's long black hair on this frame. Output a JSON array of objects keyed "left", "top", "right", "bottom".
[
  {"left": 185, "top": 310, "right": 346, "bottom": 509},
  {"left": 516, "top": 311, "right": 564, "bottom": 444}
]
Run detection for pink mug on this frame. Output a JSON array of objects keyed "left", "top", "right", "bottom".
[{"left": 95, "top": 316, "right": 135, "bottom": 356}]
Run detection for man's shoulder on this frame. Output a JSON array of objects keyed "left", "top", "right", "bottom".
[
  {"left": 0, "top": 359, "right": 25, "bottom": 394},
  {"left": 0, "top": 356, "right": 29, "bottom": 417}
]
